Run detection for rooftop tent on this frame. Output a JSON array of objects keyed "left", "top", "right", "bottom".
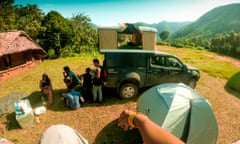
[
  {"left": 136, "top": 83, "right": 218, "bottom": 144},
  {"left": 120, "top": 23, "right": 140, "bottom": 34},
  {"left": 98, "top": 23, "right": 157, "bottom": 51}
]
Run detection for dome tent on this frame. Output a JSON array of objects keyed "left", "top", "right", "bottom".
[{"left": 136, "top": 83, "right": 218, "bottom": 144}]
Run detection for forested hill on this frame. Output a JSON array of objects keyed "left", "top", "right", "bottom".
[{"left": 171, "top": 3, "right": 240, "bottom": 39}]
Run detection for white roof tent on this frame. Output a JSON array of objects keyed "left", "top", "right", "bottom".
[{"left": 98, "top": 23, "right": 157, "bottom": 51}]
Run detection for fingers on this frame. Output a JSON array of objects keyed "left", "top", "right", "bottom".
[{"left": 118, "top": 110, "right": 133, "bottom": 131}]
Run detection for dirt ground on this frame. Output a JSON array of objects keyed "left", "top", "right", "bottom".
[{"left": 204, "top": 53, "right": 240, "bottom": 68}]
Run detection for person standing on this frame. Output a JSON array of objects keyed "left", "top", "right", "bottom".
[
  {"left": 79, "top": 67, "right": 93, "bottom": 102},
  {"left": 63, "top": 66, "right": 80, "bottom": 90},
  {"left": 39, "top": 73, "right": 53, "bottom": 105},
  {"left": 92, "top": 58, "right": 103, "bottom": 103}
]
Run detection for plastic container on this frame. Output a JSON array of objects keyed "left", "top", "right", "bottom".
[{"left": 34, "top": 106, "right": 47, "bottom": 115}]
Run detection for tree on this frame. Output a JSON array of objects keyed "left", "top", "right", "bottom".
[
  {"left": 210, "top": 31, "right": 240, "bottom": 58},
  {"left": 15, "top": 4, "right": 45, "bottom": 40},
  {"left": 0, "top": 0, "right": 16, "bottom": 31},
  {"left": 159, "top": 31, "right": 170, "bottom": 40},
  {"left": 69, "top": 13, "right": 97, "bottom": 53},
  {"left": 40, "top": 11, "right": 72, "bottom": 57}
]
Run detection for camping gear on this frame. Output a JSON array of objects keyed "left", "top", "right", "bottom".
[
  {"left": 34, "top": 106, "right": 47, "bottom": 115},
  {"left": 136, "top": 83, "right": 218, "bottom": 144},
  {"left": 14, "top": 98, "right": 34, "bottom": 128},
  {"left": 39, "top": 124, "right": 90, "bottom": 144},
  {"left": 0, "top": 92, "right": 27, "bottom": 116}
]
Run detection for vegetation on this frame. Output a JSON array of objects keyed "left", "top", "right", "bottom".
[
  {"left": 132, "top": 4, "right": 240, "bottom": 59},
  {"left": 0, "top": 0, "right": 97, "bottom": 58},
  {"left": 167, "top": 4, "right": 240, "bottom": 58},
  {"left": 2, "top": 1, "right": 240, "bottom": 60},
  {"left": 226, "top": 72, "right": 240, "bottom": 92},
  {"left": 172, "top": 4, "right": 240, "bottom": 39},
  {"left": 159, "top": 31, "right": 169, "bottom": 40}
]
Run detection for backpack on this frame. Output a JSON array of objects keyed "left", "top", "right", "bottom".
[{"left": 100, "top": 66, "right": 107, "bottom": 82}]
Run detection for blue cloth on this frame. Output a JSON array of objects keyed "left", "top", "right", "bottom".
[
  {"left": 69, "top": 71, "right": 80, "bottom": 85},
  {"left": 66, "top": 91, "right": 81, "bottom": 109}
]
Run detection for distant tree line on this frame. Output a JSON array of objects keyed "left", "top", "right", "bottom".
[
  {"left": 0, "top": 0, "right": 98, "bottom": 58},
  {"left": 162, "top": 31, "right": 240, "bottom": 59},
  {"left": 210, "top": 31, "right": 240, "bottom": 57}
]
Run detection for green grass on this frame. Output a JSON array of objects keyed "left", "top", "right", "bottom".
[
  {"left": 1, "top": 46, "right": 240, "bottom": 144},
  {"left": 0, "top": 53, "right": 103, "bottom": 98},
  {"left": 161, "top": 47, "right": 239, "bottom": 79}
]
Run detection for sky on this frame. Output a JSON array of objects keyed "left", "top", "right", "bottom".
[{"left": 14, "top": 0, "right": 240, "bottom": 26}]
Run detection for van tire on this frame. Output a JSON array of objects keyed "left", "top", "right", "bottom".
[{"left": 119, "top": 83, "right": 138, "bottom": 99}]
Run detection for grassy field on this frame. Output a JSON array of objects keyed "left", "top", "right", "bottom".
[{"left": 0, "top": 46, "right": 240, "bottom": 144}]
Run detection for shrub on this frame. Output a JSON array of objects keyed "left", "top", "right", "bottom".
[
  {"left": 48, "top": 49, "right": 57, "bottom": 59},
  {"left": 226, "top": 71, "right": 240, "bottom": 92}
]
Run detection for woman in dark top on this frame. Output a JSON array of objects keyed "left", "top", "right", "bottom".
[
  {"left": 39, "top": 73, "right": 53, "bottom": 105},
  {"left": 79, "top": 67, "right": 93, "bottom": 101}
]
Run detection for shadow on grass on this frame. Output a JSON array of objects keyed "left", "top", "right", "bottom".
[
  {"left": 5, "top": 112, "right": 20, "bottom": 131},
  {"left": 34, "top": 87, "right": 143, "bottom": 112},
  {"left": 3, "top": 87, "right": 148, "bottom": 131},
  {"left": 94, "top": 119, "right": 142, "bottom": 144}
]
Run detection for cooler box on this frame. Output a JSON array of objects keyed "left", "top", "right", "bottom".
[{"left": 15, "top": 99, "right": 35, "bottom": 128}]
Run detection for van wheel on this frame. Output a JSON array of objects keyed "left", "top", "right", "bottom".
[
  {"left": 119, "top": 83, "right": 138, "bottom": 99},
  {"left": 188, "top": 78, "right": 197, "bottom": 89}
]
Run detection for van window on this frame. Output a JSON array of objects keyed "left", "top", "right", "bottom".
[
  {"left": 106, "top": 53, "right": 145, "bottom": 67},
  {"left": 151, "top": 56, "right": 166, "bottom": 67},
  {"left": 166, "top": 57, "right": 183, "bottom": 68}
]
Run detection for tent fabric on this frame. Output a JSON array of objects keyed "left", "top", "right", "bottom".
[
  {"left": 120, "top": 23, "right": 140, "bottom": 34},
  {"left": 136, "top": 83, "right": 218, "bottom": 144},
  {"left": 39, "top": 124, "right": 89, "bottom": 144}
]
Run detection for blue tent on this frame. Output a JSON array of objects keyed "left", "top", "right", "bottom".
[{"left": 137, "top": 83, "right": 218, "bottom": 144}]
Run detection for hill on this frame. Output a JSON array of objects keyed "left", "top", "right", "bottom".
[{"left": 171, "top": 3, "right": 240, "bottom": 39}]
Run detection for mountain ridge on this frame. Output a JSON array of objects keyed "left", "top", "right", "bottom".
[{"left": 171, "top": 3, "right": 240, "bottom": 39}]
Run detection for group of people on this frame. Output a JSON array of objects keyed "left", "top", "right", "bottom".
[
  {"left": 36, "top": 58, "right": 186, "bottom": 144},
  {"left": 39, "top": 58, "right": 104, "bottom": 109}
]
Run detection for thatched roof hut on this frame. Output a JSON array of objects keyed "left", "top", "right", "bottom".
[
  {"left": 0, "top": 30, "right": 46, "bottom": 57},
  {"left": 0, "top": 31, "right": 47, "bottom": 75}
]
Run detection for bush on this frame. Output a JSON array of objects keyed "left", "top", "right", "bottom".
[
  {"left": 226, "top": 71, "right": 240, "bottom": 92},
  {"left": 60, "top": 50, "right": 79, "bottom": 58},
  {"left": 157, "top": 41, "right": 169, "bottom": 46},
  {"left": 48, "top": 49, "right": 57, "bottom": 59},
  {"left": 171, "top": 43, "right": 184, "bottom": 48}
]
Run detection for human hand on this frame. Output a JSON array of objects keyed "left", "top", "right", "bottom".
[{"left": 118, "top": 110, "right": 136, "bottom": 131}]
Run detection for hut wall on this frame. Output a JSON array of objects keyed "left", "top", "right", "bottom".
[
  {"left": 0, "top": 57, "right": 6, "bottom": 70},
  {"left": 11, "top": 53, "right": 26, "bottom": 66}
]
